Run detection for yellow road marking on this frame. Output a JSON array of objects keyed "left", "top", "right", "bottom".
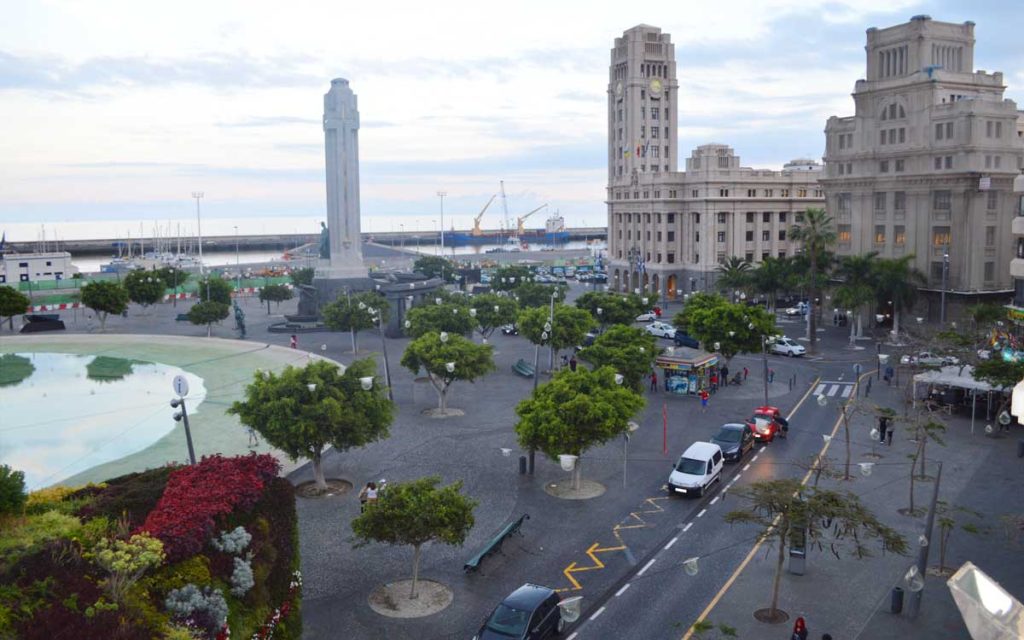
[
  {"left": 558, "top": 541, "right": 628, "bottom": 591},
  {"left": 681, "top": 374, "right": 870, "bottom": 640}
]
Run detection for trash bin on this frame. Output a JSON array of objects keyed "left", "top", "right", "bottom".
[
  {"left": 788, "top": 547, "right": 806, "bottom": 575},
  {"left": 518, "top": 456, "right": 527, "bottom": 475},
  {"left": 891, "top": 586, "right": 904, "bottom": 614}
]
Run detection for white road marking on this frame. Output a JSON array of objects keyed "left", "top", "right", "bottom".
[
  {"left": 637, "top": 559, "right": 656, "bottom": 576},
  {"left": 682, "top": 522, "right": 693, "bottom": 532},
  {"left": 697, "top": 509, "right": 707, "bottom": 518},
  {"left": 842, "top": 385, "right": 853, "bottom": 398},
  {"left": 743, "top": 463, "right": 751, "bottom": 471},
  {"left": 589, "top": 606, "right": 606, "bottom": 621},
  {"left": 567, "top": 633, "right": 578, "bottom": 640},
  {"left": 709, "top": 496, "right": 719, "bottom": 505},
  {"left": 815, "top": 383, "right": 826, "bottom": 395},
  {"left": 752, "top": 454, "right": 759, "bottom": 461},
  {"left": 828, "top": 384, "right": 840, "bottom": 396},
  {"left": 734, "top": 473, "right": 743, "bottom": 481},
  {"left": 615, "top": 583, "right": 632, "bottom": 597},
  {"left": 665, "top": 537, "right": 679, "bottom": 550}
]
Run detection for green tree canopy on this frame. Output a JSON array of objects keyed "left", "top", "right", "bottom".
[
  {"left": 259, "top": 283, "right": 293, "bottom": 314},
  {"left": 715, "top": 256, "right": 753, "bottom": 294},
  {"left": 399, "top": 332, "right": 495, "bottom": 413},
  {"left": 574, "top": 291, "right": 647, "bottom": 326},
  {"left": 672, "top": 293, "right": 776, "bottom": 361},
  {"left": 289, "top": 267, "right": 315, "bottom": 287},
  {"left": 512, "top": 282, "right": 566, "bottom": 309},
  {"left": 748, "top": 256, "right": 791, "bottom": 313},
  {"left": 490, "top": 266, "right": 535, "bottom": 292},
  {"left": 0, "top": 285, "right": 30, "bottom": 331},
  {"left": 81, "top": 280, "right": 130, "bottom": 332},
  {"left": 197, "top": 277, "right": 234, "bottom": 305},
  {"left": 0, "top": 354, "right": 34, "bottom": 387},
  {"left": 412, "top": 256, "right": 457, "bottom": 283},
  {"left": 351, "top": 476, "right": 476, "bottom": 599},
  {"left": 466, "top": 292, "right": 518, "bottom": 341},
  {"left": 187, "top": 301, "right": 230, "bottom": 336},
  {"left": 322, "top": 291, "right": 390, "bottom": 351},
  {"left": 403, "top": 301, "right": 475, "bottom": 339},
  {"left": 579, "top": 325, "right": 658, "bottom": 392},
  {"left": 151, "top": 266, "right": 190, "bottom": 292},
  {"left": 518, "top": 304, "right": 595, "bottom": 364},
  {"left": 123, "top": 270, "right": 166, "bottom": 307},
  {"left": 228, "top": 358, "right": 394, "bottom": 490},
  {"left": 833, "top": 252, "right": 878, "bottom": 338},
  {"left": 0, "top": 464, "right": 27, "bottom": 516},
  {"left": 515, "top": 366, "right": 645, "bottom": 489},
  {"left": 789, "top": 208, "right": 836, "bottom": 354},
  {"left": 724, "top": 478, "right": 907, "bottom": 622}
]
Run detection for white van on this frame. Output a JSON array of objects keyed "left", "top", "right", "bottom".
[{"left": 667, "top": 442, "right": 724, "bottom": 497}]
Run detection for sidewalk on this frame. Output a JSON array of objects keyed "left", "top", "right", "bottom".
[{"left": 695, "top": 374, "right": 1024, "bottom": 639}]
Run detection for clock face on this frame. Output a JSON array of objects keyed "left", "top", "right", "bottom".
[
  {"left": 615, "top": 81, "right": 623, "bottom": 96},
  {"left": 649, "top": 78, "right": 663, "bottom": 95}
]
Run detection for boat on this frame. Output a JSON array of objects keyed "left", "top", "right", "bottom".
[
  {"left": 446, "top": 182, "right": 548, "bottom": 247},
  {"left": 544, "top": 211, "right": 570, "bottom": 245}
]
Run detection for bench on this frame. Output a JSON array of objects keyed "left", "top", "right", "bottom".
[
  {"left": 512, "top": 359, "right": 535, "bottom": 378},
  {"left": 175, "top": 313, "right": 191, "bottom": 322},
  {"left": 464, "top": 514, "right": 529, "bottom": 572}
]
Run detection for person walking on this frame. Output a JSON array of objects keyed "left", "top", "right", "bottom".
[
  {"left": 721, "top": 365, "right": 730, "bottom": 387},
  {"left": 247, "top": 426, "right": 259, "bottom": 448},
  {"left": 569, "top": 356, "right": 578, "bottom": 372},
  {"left": 650, "top": 370, "right": 658, "bottom": 392},
  {"left": 884, "top": 365, "right": 894, "bottom": 385},
  {"left": 357, "top": 482, "right": 378, "bottom": 513},
  {"left": 768, "top": 368, "right": 775, "bottom": 384},
  {"left": 699, "top": 388, "right": 709, "bottom": 413},
  {"left": 709, "top": 371, "right": 719, "bottom": 393},
  {"left": 878, "top": 416, "right": 889, "bottom": 443},
  {"left": 289, "top": 334, "right": 298, "bottom": 349},
  {"left": 743, "top": 366, "right": 749, "bottom": 381},
  {"left": 791, "top": 617, "right": 808, "bottom": 640}
]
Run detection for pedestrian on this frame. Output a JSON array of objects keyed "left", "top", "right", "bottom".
[
  {"left": 569, "top": 356, "right": 578, "bottom": 372},
  {"left": 878, "top": 416, "right": 888, "bottom": 443},
  {"left": 650, "top": 370, "right": 658, "bottom": 392},
  {"left": 721, "top": 365, "right": 730, "bottom": 386},
  {"left": 699, "top": 388, "right": 709, "bottom": 413},
  {"left": 289, "top": 334, "right": 298, "bottom": 349},
  {"left": 247, "top": 426, "right": 259, "bottom": 448},
  {"left": 884, "top": 365, "right": 894, "bottom": 385},
  {"left": 561, "top": 354, "right": 569, "bottom": 369},
  {"left": 709, "top": 372, "right": 718, "bottom": 393},
  {"left": 887, "top": 425, "right": 894, "bottom": 446},
  {"left": 768, "top": 368, "right": 775, "bottom": 383},
  {"left": 357, "top": 481, "right": 378, "bottom": 513},
  {"left": 791, "top": 616, "right": 808, "bottom": 640},
  {"left": 743, "top": 366, "right": 749, "bottom": 381}
]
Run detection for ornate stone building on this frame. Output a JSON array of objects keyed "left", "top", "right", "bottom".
[
  {"left": 606, "top": 25, "right": 824, "bottom": 300},
  {"left": 822, "top": 16, "right": 1024, "bottom": 318}
]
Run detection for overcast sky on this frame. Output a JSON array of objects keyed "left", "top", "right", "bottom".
[{"left": 1, "top": 0, "right": 1021, "bottom": 236}]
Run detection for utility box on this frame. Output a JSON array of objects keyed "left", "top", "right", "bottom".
[{"left": 788, "top": 523, "right": 807, "bottom": 575}]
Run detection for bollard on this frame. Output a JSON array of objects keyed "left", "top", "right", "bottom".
[
  {"left": 891, "top": 586, "right": 904, "bottom": 614},
  {"left": 518, "top": 455, "right": 527, "bottom": 475},
  {"left": 1018, "top": 440, "right": 1024, "bottom": 458},
  {"left": 865, "top": 378, "right": 872, "bottom": 397}
]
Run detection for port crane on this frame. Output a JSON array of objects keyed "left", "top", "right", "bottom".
[
  {"left": 516, "top": 204, "right": 548, "bottom": 237},
  {"left": 470, "top": 194, "right": 497, "bottom": 237}
]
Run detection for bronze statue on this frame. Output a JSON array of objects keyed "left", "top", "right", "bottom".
[{"left": 318, "top": 221, "right": 330, "bottom": 259}]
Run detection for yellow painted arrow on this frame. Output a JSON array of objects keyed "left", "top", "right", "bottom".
[{"left": 558, "top": 541, "right": 626, "bottom": 591}]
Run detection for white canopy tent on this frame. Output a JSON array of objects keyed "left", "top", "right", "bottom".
[{"left": 913, "top": 365, "right": 1000, "bottom": 433}]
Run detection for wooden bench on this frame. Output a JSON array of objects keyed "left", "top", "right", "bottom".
[
  {"left": 512, "top": 359, "right": 535, "bottom": 378},
  {"left": 464, "top": 514, "right": 529, "bottom": 572}
]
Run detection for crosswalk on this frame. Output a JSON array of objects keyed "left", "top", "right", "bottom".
[{"left": 815, "top": 381, "right": 855, "bottom": 398}]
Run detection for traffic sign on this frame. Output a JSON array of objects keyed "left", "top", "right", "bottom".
[{"left": 172, "top": 375, "right": 190, "bottom": 397}]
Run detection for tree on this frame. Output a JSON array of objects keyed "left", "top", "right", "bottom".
[
  {"left": 289, "top": 267, "right": 315, "bottom": 287},
  {"left": 403, "top": 301, "right": 475, "bottom": 339},
  {"left": 466, "top": 292, "right": 518, "bottom": 342},
  {"left": 513, "top": 282, "right": 566, "bottom": 308},
  {"left": 672, "top": 293, "right": 776, "bottom": 361},
  {"left": 574, "top": 291, "right": 647, "bottom": 327},
  {"left": 152, "top": 266, "right": 190, "bottom": 303},
  {"left": 715, "top": 256, "right": 752, "bottom": 295},
  {"left": 934, "top": 501, "right": 985, "bottom": 575},
  {"left": 748, "top": 256, "right": 790, "bottom": 313},
  {"left": 228, "top": 359, "right": 394, "bottom": 491},
  {"left": 400, "top": 332, "right": 495, "bottom": 413},
  {"left": 351, "top": 476, "right": 476, "bottom": 599},
  {"left": 873, "top": 255, "right": 925, "bottom": 341},
  {"left": 0, "top": 464, "right": 27, "bottom": 517},
  {"left": 197, "top": 277, "right": 233, "bottom": 305},
  {"left": 0, "top": 285, "right": 30, "bottom": 331},
  {"left": 187, "top": 301, "right": 230, "bottom": 336},
  {"left": 322, "top": 291, "right": 390, "bottom": 352},
  {"left": 490, "top": 266, "right": 534, "bottom": 291},
  {"left": 724, "top": 478, "right": 907, "bottom": 622},
  {"left": 259, "top": 284, "right": 293, "bottom": 314},
  {"left": 412, "top": 256, "right": 456, "bottom": 283},
  {"left": 789, "top": 208, "right": 836, "bottom": 354},
  {"left": 81, "top": 280, "right": 129, "bottom": 332},
  {"left": 515, "top": 367, "right": 645, "bottom": 490},
  {"left": 974, "top": 358, "right": 1024, "bottom": 419},
  {"left": 518, "top": 304, "right": 595, "bottom": 370},
  {"left": 833, "top": 252, "right": 878, "bottom": 340},
  {"left": 123, "top": 270, "right": 166, "bottom": 308},
  {"left": 579, "top": 325, "right": 657, "bottom": 392}
]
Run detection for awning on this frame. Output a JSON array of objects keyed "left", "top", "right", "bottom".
[
  {"left": 912, "top": 365, "right": 996, "bottom": 393},
  {"left": 655, "top": 346, "right": 719, "bottom": 372}
]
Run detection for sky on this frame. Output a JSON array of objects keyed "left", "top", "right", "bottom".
[{"left": 1, "top": 0, "right": 1021, "bottom": 240}]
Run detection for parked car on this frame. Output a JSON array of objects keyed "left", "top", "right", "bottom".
[
  {"left": 644, "top": 321, "right": 677, "bottom": 339},
  {"left": 710, "top": 423, "right": 755, "bottom": 463},
  {"left": 900, "top": 351, "right": 960, "bottom": 367},
  {"left": 784, "top": 302, "right": 808, "bottom": 316},
  {"left": 673, "top": 330, "right": 700, "bottom": 349},
  {"left": 592, "top": 273, "right": 608, "bottom": 283},
  {"left": 667, "top": 442, "right": 723, "bottom": 497},
  {"left": 501, "top": 324, "right": 519, "bottom": 336},
  {"left": 744, "top": 406, "right": 789, "bottom": 442},
  {"left": 473, "top": 583, "right": 565, "bottom": 640},
  {"left": 769, "top": 336, "right": 806, "bottom": 357},
  {"left": 636, "top": 311, "right": 658, "bottom": 322},
  {"left": 575, "top": 331, "right": 599, "bottom": 352}
]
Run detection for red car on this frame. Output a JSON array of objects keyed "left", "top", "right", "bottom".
[{"left": 745, "top": 406, "right": 789, "bottom": 442}]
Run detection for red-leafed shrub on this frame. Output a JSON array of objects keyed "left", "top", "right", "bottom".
[{"left": 139, "top": 454, "right": 279, "bottom": 562}]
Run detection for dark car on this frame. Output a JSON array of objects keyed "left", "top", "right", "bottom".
[
  {"left": 673, "top": 331, "right": 699, "bottom": 348},
  {"left": 710, "top": 423, "right": 754, "bottom": 463},
  {"left": 474, "top": 583, "right": 564, "bottom": 640},
  {"left": 501, "top": 324, "right": 519, "bottom": 336},
  {"left": 20, "top": 315, "right": 66, "bottom": 333}
]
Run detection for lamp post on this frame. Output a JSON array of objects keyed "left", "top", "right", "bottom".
[
  {"left": 940, "top": 250, "right": 950, "bottom": 325},
  {"left": 877, "top": 342, "right": 883, "bottom": 380},
  {"left": 437, "top": 191, "right": 447, "bottom": 255},
  {"left": 761, "top": 334, "right": 777, "bottom": 406},
  {"left": 623, "top": 419, "right": 639, "bottom": 488},
  {"left": 234, "top": 225, "right": 240, "bottom": 295},
  {"left": 369, "top": 307, "right": 393, "bottom": 401},
  {"left": 170, "top": 374, "right": 197, "bottom": 465},
  {"left": 192, "top": 191, "right": 204, "bottom": 275}
]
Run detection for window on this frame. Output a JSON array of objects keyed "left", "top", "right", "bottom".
[
  {"left": 617, "top": 109, "right": 622, "bottom": 122},
  {"left": 894, "top": 191, "right": 906, "bottom": 211},
  {"left": 746, "top": 212, "right": 755, "bottom": 223},
  {"left": 894, "top": 225, "right": 906, "bottom": 246},
  {"left": 747, "top": 189, "right": 756, "bottom": 197},
  {"left": 691, "top": 190, "right": 699, "bottom": 198},
  {"left": 932, "top": 226, "right": 951, "bottom": 246},
  {"left": 874, "top": 225, "right": 886, "bottom": 244},
  {"left": 667, "top": 231, "right": 675, "bottom": 241},
  {"left": 987, "top": 121, "right": 993, "bottom": 137},
  {"left": 654, "top": 192, "right": 661, "bottom": 200},
  {"left": 986, "top": 226, "right": 996, "bottom": 246},
  {"left": 719, "top": 188, "right": 729, "bottom": 197},
  {"left": 779, "top": 212, "right": 787, "bottom": 223},
  {"left": 657, "top": 253, "right": 662, "bottom": 263},
  {"left": 694, "top": 253, "right": 700, "bottom": 264},
  {"left": 652, "top": 127, "right": 659, "bottom": 139},
  {"left": 839, "top": 163, "right": 846, "bottom": 175},
  {"left": 838, "top": 193, "right": 852, "bottom": 213},
  {"left": 717, "top": 212, "right": 727, "bottom": 224},
  {"left": 764, "top": 189, "right": 774, "bottom": 197},
  {"left": 995, "top": 156, "right": 1002, "bottom": 169},
  {"left": 651, "top": 107, "right": 659, "bottom": 120},
  {"left": 880, "top": 130, "right": 887, "bottom": 145},
  {"left": 762, "top": 252, "right": 771, "bottom": 261},
  {"left": 640, "top": 126, "right": 645, "bottom": 138},
  {"left": 795, "top": 212, "right": 805, "bottom": 223},
  {"left": 745, "top": 230, "right": 754, "bottom": 242},
  {"left": 778, "top": 251, "right": 787, "bottom": 259},
  {"left": 718, "top": 156, "right": 730, "bottom": 168},
  {"left": 874, "top": 192, "right": 887, "bottom": 211},
  {"left": 838, "top": 224, "right": 852, "bottom": 242},
  {"left": 745, "top": 252, "right": 754, "bottom": 262},
  {"left": 652, "top": 146, "right": 660, "bottom": 158},
  {"left": 899, "top": 128, "right": 905, "bottom": 143},
  {"left": 930, "top": 262, "right": 944, "bottom": 282},
  {"left": 778, "top": 229, "right": 786, "bottom": 241},
  {"left": 935, "top": 123, "right": 944, "bottom": 140},
  {"left": 880, "top": 160, "right": 889, "bottom": 173},
  {"left": 717, "top": 231, "right": 726, "bottom": 243},
  {"left": 781, "top": 189, "right": 790, "bottom": 197},
  {"left": 695, "top": 231, "right": 700, "bottom": 242},
  {"left": 838, "top": 134, "right": 846, "bottom": 150},
  {"left": 643, "top": 191, "right": 649, "bottom": 199},
  {"left": 763, "top": 212, "right": 771, "bottom": 223},
  {"left": 933, "top": 191, "right": 951, "bottom": 210},
  {"left": 665, "top": 108, "right": 669, "bottom": 119},
  {"left": 797, "top": 188, "right": 807, "bottom": 198},
  {"left": 984, "top": 262, "right": 995, "bottom": 281},
  {"left": 846, "top": 162, "right": 853, "bottom": 175},
  {"left": 934, "top": 156, "right": 943, "bottom": 170},
  {"left": 657, "top": 231, "right": 662, "bottom": 241},
  {"left": 888, "top": 129, "right": 896, "bottom": 144},
  {"left": 762, "top": 230, "right": 770, "bottom": 241},
  {"left": 667, "top": 253, "right": 675, "bottom": 263},
  {"left": 667, "top": 213, "right": 675, "bottom": 223},
  {"left": 944, "top": 156, "right": 952, "bottom": 169},
  {"left": 945, "top": 122, "right": 953, "bottom": 138},
  {"left": 988, "top": 191, "right": 998, "bottom": 210},
  {"left": 694, "top": 213, "right": 700, "bottom": 223},
  {"left": 895, "top": 159, "right": 905, "bottom": 172},
  {"left": 618, "top": 128, "right": 622, "bottom": 141},
  {"left": 996, "top": 122, "right": 1003, "bottom": 137}
]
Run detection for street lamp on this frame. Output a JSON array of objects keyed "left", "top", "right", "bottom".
[
  {"left": 437, "top": 191, "right": 447, "bottom": 254},
  {"left": 762, "top": 335, "right": 778, "bottom": 405},
  {"left": 192, "top": 191, "right": 205, "bottom": 275},
  {"left": 623, "top": 420, "right": 640, "bottom": 488},
  {"left": 170, "top": 397, "right": 197, "bottom": 465},
  {"left": 359, "top": 376, "right": 374, "bottom": 391},
  {"left": 940, "top": 250, "right": 950, "bottom": 325},
  {"left": 234, "top": 225, "right": 240, "bottom": 294},
  {"left": 369, "top": 307, "right": 393, "bottom": 401}
]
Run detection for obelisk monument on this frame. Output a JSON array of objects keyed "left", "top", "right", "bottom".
[{"left": 310, "top": 78, "right": 374, "bottom": 305}]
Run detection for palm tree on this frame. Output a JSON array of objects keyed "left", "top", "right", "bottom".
[
  {"left": 789, "top": 208, "right": 836, "bottom": 354},
  {"left": 873, "top": 255, "right": 926, "bottom": 342},
  {"left": 834, "top": 252, "right": 879, "bottom": 343},
  {"left": 749, "top": 256, "right": 790, "bottom": 313},
  {"left": 715, "top": 256, "right": 753, "bottom": 299}
]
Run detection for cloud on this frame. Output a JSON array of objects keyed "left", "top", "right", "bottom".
[{"left": 215, "top": 116, "right": 319, "bottom": 128}]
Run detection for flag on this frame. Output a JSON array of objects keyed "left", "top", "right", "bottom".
[
  {"left": 636, "top": 144, "right": 641, "bottom": 156},
  {"left": 662, "top": 402, "right": 668, "bottom": 455},
  {"left": 638, "top": 254, "right": 646, "bottom": 275},
  {"left": 624, "top": 150, "right": 631, "bottom": 158}
]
